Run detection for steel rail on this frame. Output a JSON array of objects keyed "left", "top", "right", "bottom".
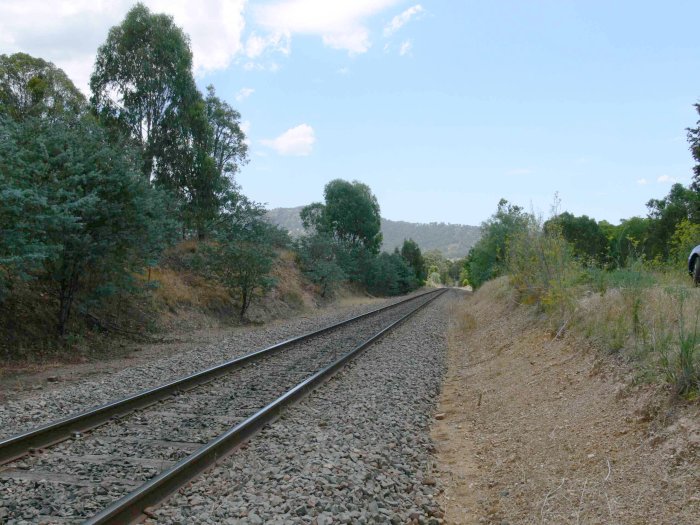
[
  {"left": 0, "top": 288, "right": 441, "bottom": 465},
  {"left": 84, "top": 287, "right": 448, "bottom": 524}
]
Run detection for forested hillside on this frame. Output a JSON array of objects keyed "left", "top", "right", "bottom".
[
  {"left": 0, "top": 4, "right": 433, "bottom": 361},
  {"left": 266, "top": 206, "right": 480, "bottom": 258}
]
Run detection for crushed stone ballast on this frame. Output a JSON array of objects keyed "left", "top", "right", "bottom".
[{"left": 0, "top": 288, "right": 447, "bottom": 524}]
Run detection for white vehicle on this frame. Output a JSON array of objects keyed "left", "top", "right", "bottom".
[{"left": 688, "top": 245, "right": 700, "bottom": 285}]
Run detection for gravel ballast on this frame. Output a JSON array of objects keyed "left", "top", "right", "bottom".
[
  {"left": 0, "top": 291, "right": 450, "bottom": 523},
  {"left": 0, "top": 293, "right": 424, "bottom": 440},
  {"left": 147, "top": 290, "right": 455, "bottom": 525}
]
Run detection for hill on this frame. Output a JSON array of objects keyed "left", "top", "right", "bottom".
[{"left": 265, "top": 206, "right": 480, "bottom": 259}]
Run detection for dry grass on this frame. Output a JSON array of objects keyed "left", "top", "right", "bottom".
[
  {"left": 269, "top": 250, "right": 310, "bottom": 307},
  {"left": 0, "top": 241, "right": 377, "bottom": 366},
  {"left": 571, "top": 281, "right": 700, "bottom": 398},
  {"left": 148, "top": 267, "right": 231, "bottom": 311},
  {"left": 244, "top": 249, "right": 319, "bottom": 322},
  {"left": 506, "top": 227, "right": 700, "bottom": 396},
  {"left": 1, "top": 244, "right": 316, "bottom": 363},
  {"left": 433, "top": 285, "right": 700, "bottom": 524}
]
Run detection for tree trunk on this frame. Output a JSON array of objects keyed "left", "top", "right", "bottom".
[
  {"left": 56, "top": 263, "right": 79, "bottom": 337},
  {"left": 239, "top": 289, "right": 248, "bottom": 320},
  {"left": 57, "top": 280, "right": 74, "bottom": 336}
]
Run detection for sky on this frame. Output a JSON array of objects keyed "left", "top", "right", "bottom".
[{"left": 2, "top": 0, "right": 700, "bottom": 226}]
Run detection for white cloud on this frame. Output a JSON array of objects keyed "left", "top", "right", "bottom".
[
  {"left": 636, "top": 178, "right": 649, "bottom": 185},
  {"left": 245, "top": 33, "right": 270, "bottom": 58},
  {"left": 261, "top": 124, "right": 316, "bottom": 156},
  {"left": 147, "top": 0, "right": 246, "bottom": 74},
  {"left": 242, "top": 61, "right": 281, "bottom": 72},
  {"left": 0, "top": 1, "right": 246, "bottom": 93},
  {"left": 254, "top": 0, "right": 401, "bottom": 54},
  {"left": 657, "top": 174, "right": 678, "bottom": 184},
  {"left": 322, "top": 27, "right": 371, "bottom": 54},
  {"left": 244, "top": 31, "right": 291, "bottom": 59},
  {"left": 240, "top": 120, "right": 252, "bottom": 148},
  {"left": 235, "top": 87, "right": 255, "bottom": 101},
  {"left": 383, "top": 4, "right": 423, "bottom": 37},
  {"left": 399, "top": 39, "right": 412, "bottom": 56},
  {"left": 337, "top": 67, "right": 350, "bottom": 75},
  {"left": 1, "top": 0, "right": 418, "bottom": 94}
]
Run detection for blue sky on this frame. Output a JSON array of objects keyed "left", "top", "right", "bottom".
[{"left": 2, "top": 1, "right": 700, "bottom": 225}]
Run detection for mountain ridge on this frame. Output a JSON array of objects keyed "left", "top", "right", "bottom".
[{"left": 265, "top": 206, "right": 480, "bottom": 259}]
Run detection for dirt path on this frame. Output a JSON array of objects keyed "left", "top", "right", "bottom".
[{"left": 432, "top": 279, "right": 700, "bottom": 524}]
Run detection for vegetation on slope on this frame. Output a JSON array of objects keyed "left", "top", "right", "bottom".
[
  {"left": 266, "top": 206, "right": 481, "bottom": 259},
  {"left": 461, "top": 188, "right": 700, "bottom": 398},
  {"left": 0, "top": 4, "right": 427, "bottom": 361},
  {"left": 457, "top": 103, "right": 700, "bottom": 398}
]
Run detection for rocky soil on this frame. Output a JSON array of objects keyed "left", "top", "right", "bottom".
[
  {"left": 146, "top": 291, "right": 458, "bottom": 524},
  {"left": 1, "top": 292, "right": 447, "bottom": 523},
  {"left": 433, "top": 279, "right": 700, "bottom": 524},
  {"left": 0, "top": 293, "right": 422, "bottom": 439}
]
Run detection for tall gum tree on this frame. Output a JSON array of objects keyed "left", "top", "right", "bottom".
[
  {"left": 90, "top": 2, "right": 198, "bottom": 180},
  {"left": 322, "top": 179, "right": 383, "bottom": 254},
  {"left": 0, "top": 52, "right": 85, "bottom": 120}
]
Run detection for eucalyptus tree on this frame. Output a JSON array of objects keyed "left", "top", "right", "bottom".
[
  {"left": 687, "top": 103, "right": 700, "bottom": 192},
  {"left": 301, "top": 179, "right": 383, "bottom": 254},
  {"left": 205, "top": 85, "right": 248, "bottom": 179},
  {"left": 0, "top": 113, "right": 175, "bottom": 335},
  {"left": 544, "top": 212, "right": 609, "bottom": 266},
  {"left": 0, "top": 54, "right": 86, "bottom": 301},
  {"left": 466, "top": 199, "right": 531, "bottom": 288},
  {"left": 296, "top": 232, "right": 346, "bottom": 297},
  {"left": 204, "top": 194, "right": 286, "bottom": 320},
  {"left": 400, "top": 238, "right": 426, "bottom": 283},
  {"left": 90, "top": 6, "right": 250, "bottom": 240},
  {"left": 90, "top": 2, "right": 199, "bottom": 181},
  {"left": 0, "top": 52, "right": 85, "bottom": 120}
]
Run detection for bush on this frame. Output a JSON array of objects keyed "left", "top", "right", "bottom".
[
  {"left": 202, "top": 196, "right": 287, "bottom": 320},
  {"left": 295, "top": 233, "right": 346, "bottom": 297},
  {"left": 204, "top": 220, "right": 280, "bottom": 320},
  {"left": 364, "top": 253, "right": 417, "bottom": 296},
  {"left": 466, "top": 199, "right": 530, "bottom": 288},
  {"left": 507, "top": 219, "right": 580, "bottom": 319},
  {"left": 0, "top": 115, "right": 175, "bottom": 335},
  {"left": 642, "top": 286, "right": 700, "bottom": 397},
  {"left": 669, "top": 219, "right": 700, "bottom": 267}
]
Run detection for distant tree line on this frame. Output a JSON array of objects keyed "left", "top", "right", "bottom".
[
  {"left": 295, "top": 179, "right": 425, "bottom": 297},
  {"left": 264, "top": 206, "right": 481, "bottom": 260},
  {"left": 463, "top": 103, "right": 700, "bottom": 288}
]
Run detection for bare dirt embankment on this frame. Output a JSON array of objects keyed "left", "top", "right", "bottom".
[{"left": 433, "top": 278, "right": 699, "bottom": 524}]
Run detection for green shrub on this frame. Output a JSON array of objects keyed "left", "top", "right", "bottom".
[
  {"left": 465, "top": 199, "right": 531, "bottom": 289},
  {"left": 506, "top": 220, "right": 581, "bottom": 321},
  {"left": 364, "top": 252, "right": 417, "bottom": 296},
  {"left": 645, "top": 287, "right": 700, "bottom": 397}
]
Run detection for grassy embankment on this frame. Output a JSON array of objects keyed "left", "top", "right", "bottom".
[
  {"left": 0, "top": 242, "right": 320, "bottom": 365},
  {"left": 500, "top": 226, "right": 700, "bottom": 399}
]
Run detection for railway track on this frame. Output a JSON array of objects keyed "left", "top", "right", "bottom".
[{"left": 0, "top": 288, "right": 446, "bottom": 524}]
